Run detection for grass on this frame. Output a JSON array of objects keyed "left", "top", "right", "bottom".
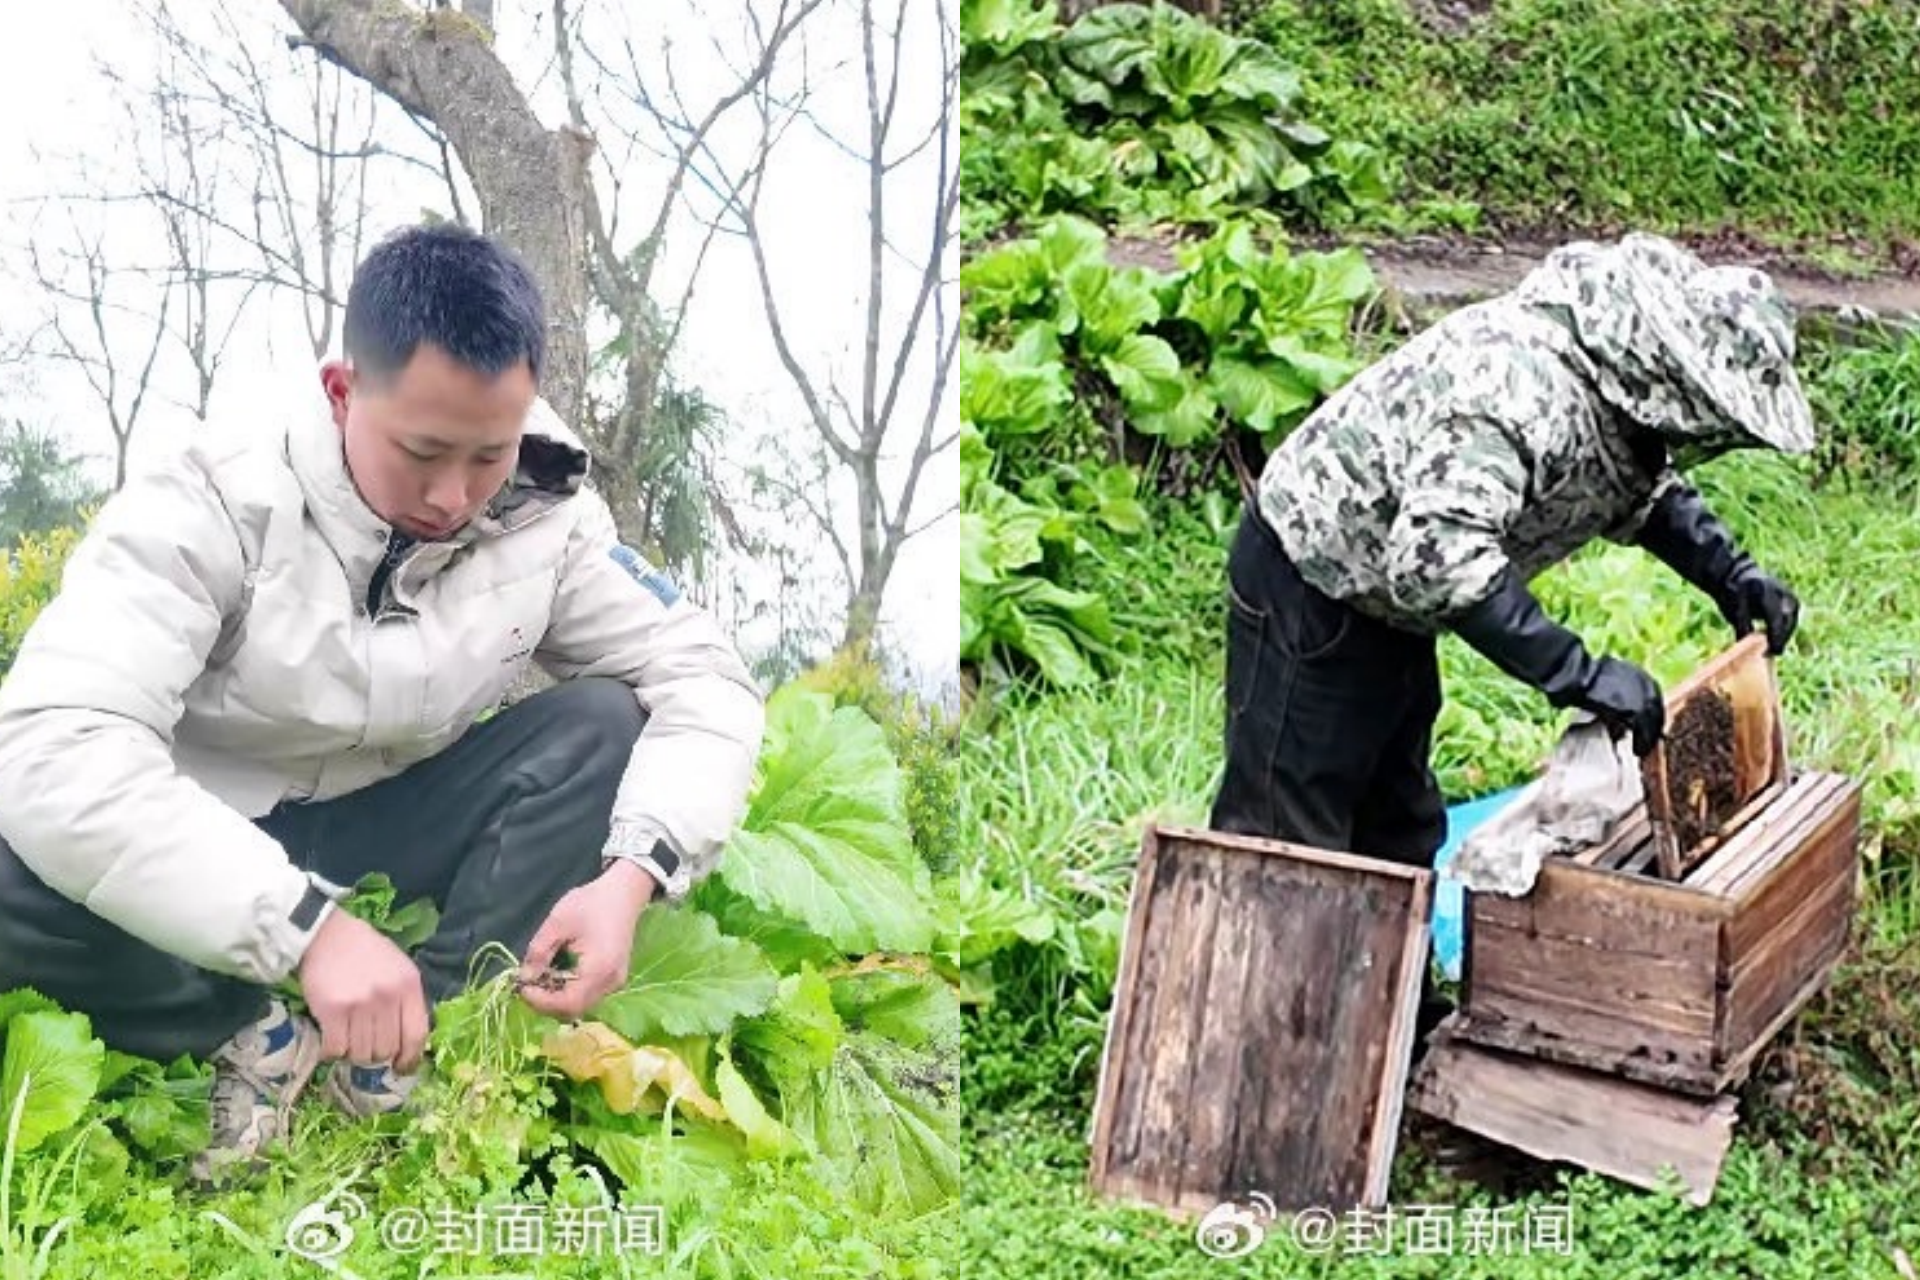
[
  {"left": 1233, "top": 0, "right": 1920, "bottom": 260},
  {"left": 0, "top": 985, "right": 950, "bottom": 1279},
  {"left": 1806, "top": 322, "right": 1920, "bottom": 480},
  {"left": 939, "top": 1090, "right": 1916, "bottom": 1278},
  {"left": 963, "top": 440, "right": 1920, "bottom": 919},
  {"left": 949, "top": 424, "right": 1920, "bottom": 1275}
]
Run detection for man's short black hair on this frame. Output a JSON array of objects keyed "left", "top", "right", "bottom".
[{"left": 343, "top": 222, "right": 547, "bottom": 385}]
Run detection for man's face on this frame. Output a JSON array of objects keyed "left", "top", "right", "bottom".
[{"left": 321, "top": 343, "right": 535, "bottom": 541}]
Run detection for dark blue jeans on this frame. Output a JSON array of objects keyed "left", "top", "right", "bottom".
[
  {"left": 1209, "top": 508, "right": 1447, "bottom": 869},
  {"left": 0, "top": 678, "right": 644, "bottom": 1062}
]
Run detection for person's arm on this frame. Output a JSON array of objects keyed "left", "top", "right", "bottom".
[
  {"left": 1381, "top": 412, "right": 1533, "bottom": 621},
  {"left": 533, "top": 488, "right": 766, "bottom": 900},
  {"left": 1390, "top": 414, "right": 1667, "bottom": 754},
  {"left": 511, "top": 490, "right": 763, "bottom": 1019},
  {"left": 1630, "top": 480, "right": 1800, "bottom": 655},
  {"left": 0, "top": 450, "right": 335, "bottom": 985}
]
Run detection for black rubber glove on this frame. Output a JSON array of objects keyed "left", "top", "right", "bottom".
[
  {"left": 1449, "top": 569, "right": 1667, "bottom": 756},
  {"left": 1635, "top": 485, "right": 1799, "bottom": 655}
]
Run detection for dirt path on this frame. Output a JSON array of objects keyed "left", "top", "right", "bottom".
[
  {"left": 1111, "top": 233, "right": 1920, "bottom": 326},
  {"left": 1366, "top": 237, "right": 1920, "bottom": 322}
]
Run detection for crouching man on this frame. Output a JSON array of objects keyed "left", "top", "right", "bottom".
[{"left": 0, "top": 223, "right": 766, "bottom": 1184}]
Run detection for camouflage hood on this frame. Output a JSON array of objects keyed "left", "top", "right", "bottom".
[{"left": 1512, "top": 233, "right": 1815, "bottom": 457}]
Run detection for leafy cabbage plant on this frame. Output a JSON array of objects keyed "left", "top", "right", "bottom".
[
  {"left": 959, "top": 215, "right": 1374, "bottom": 686},
  {"left": 961, "top": 0, "right": 1392, "bottom": 236},
  {"left": 0, "top": 680, "right": 991, "bottom": 1257}
]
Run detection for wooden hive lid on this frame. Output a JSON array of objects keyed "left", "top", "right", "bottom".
[{"left": 1089, "top": 824, "right": 1432, "bottom": 1217}]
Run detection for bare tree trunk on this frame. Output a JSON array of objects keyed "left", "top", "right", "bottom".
[
  {"left": 731, "top": 0, "right": 959, "bottom": 653},
  {"left": 277, "top": 0, "right": 827, "bottom": 558},
  {"left": 276, "top": 0, "right": 595, "bottom": 433}
]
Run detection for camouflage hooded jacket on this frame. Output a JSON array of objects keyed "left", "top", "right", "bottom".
[{"left": 1256, "top": 233, "right": 1816, "bottom": 632}]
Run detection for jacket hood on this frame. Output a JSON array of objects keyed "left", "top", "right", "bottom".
[
  {"left": 519, "top": 396, "right": 591, "bottom": 484},
  {"left": 489, "top": 396, "right": 590, "bottom": 525},
  {"left": 1512, "top": 233, "right": 1816, "bottom": 457}
]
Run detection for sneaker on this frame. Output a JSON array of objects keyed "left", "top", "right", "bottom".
[
  {"left": 189, "top": 999, "right": 324, "bottom": 1185},
  {"left": 319, "top": 1061, "right": 422, "bottom": 1119}
]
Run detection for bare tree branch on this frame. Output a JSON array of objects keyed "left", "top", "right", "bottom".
[
  {"left": 599, "top": 0, "right": 828, "bottom": 306},
  {"left": 554, "top": 0, "right": 628, "bottom": 315},
  {"left": 712, "top": 0, "right": 958, "bottom": 647},
  {"left": 904, "top": 496, "right": 958, "bottom": 542},
  {"left": 752, "top": 447, "right": 855, "bottom": 589},
  {"left": 434, "top": 131, "right": 470, "bottom": 226},
  {"left": 27, "top": 218, "right": 171, "bottom": 489},
  {"left": 132, "top": 0, "right": 395, "bottom": 358}
]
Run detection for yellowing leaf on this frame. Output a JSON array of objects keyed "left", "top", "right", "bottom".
[
  {"left": 625, "top": 1046, "right": 725, "bottom": 1122},
  {"left": 830, "top": 953, "right": 932, "bottom": 979},
  {"left": 541, "top": 1022, "right": 725, "bottom": 1123},
  {"left": 541, "top": 1021, "right": 629, "bottom": 1082}
]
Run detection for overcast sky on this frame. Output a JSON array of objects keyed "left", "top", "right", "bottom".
[{"left": 0, "top": 0, "right": 957, "bottom": 691}]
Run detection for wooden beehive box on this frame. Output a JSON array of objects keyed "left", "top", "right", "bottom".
[
  {"left": 1089, "top": 826, "right": 1432, "bottom": 1215},
  {"left": 1455, "top": 638, "right": 1862, "bottom": 1096}
]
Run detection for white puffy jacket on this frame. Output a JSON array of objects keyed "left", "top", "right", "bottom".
[{"left": 0, "top": 398, "right": 766, "bottom": 986}]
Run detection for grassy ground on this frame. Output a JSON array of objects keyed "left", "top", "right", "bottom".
[
  {"left": 941, "top": 437, "right": 1920, "bottom": 1275},
  {"left": 1234, "top": 0, "right": 1920, "bottom": 268}
]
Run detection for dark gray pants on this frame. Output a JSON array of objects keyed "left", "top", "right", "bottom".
[
  {"left": 1210, "top": 509, "right": 1455, "bottom": 1044},
  {"left": 0, "top": 678, "right": 645, "bottom": 1062},
  {"left": 1208, "top": 508, "right": 1447, "bottom": 868}
]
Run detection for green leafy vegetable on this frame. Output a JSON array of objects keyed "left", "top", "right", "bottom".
[
  {"left": 0, "top": 1011, "right": 104, "bottom": 1155},
  {"left": 962, "top": 0, "right": 1391, "bottom": 236},
  {"left": 717, "top": 688, "right": 935, "bottom": 954},
  {"left": 594, "top": 906, "right": 780, "bottom": 1044},
  {"left": 340, "top": 872, "right": 440, "bottom": 951},
  {"left": 769, "top": 1023, "right": 960, "bottom": 1218},
  {"left": 735, "top": 967, "right": 844, "bottom": 1077}
]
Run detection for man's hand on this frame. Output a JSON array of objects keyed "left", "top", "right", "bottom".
[
  {"left": 516, "top": 862, "right": 657, "bottom": 1020},
  {"left": 297, "top": 909, "right": 431, "bottom": 1072},
  {"left": 1717, "top": 566, "right": 1799, "bottom": 656},
  {"left": 1635, "top": 485, "right": 1800, "bottom": 656},
  {"left": 1578, "top": 656, "right": 1666, "bottom": 757}
]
